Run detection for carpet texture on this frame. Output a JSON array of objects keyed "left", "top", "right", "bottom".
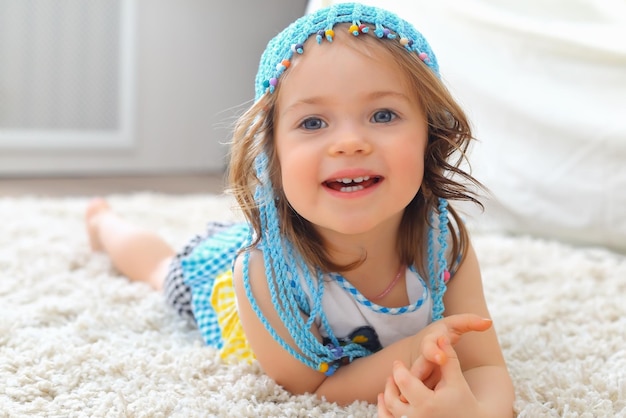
[{"left": 1, "top": 193, "right": 625, "bottom": 417}]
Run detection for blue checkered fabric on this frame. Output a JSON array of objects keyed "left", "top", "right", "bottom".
[{"left": 180, "top": 222, "right": 250, "bottom": 348}]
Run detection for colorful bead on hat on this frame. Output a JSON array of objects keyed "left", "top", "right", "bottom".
[
  {"left": 254, "top": 2, "right": 440, "bottom": 99},
  {"left": 243, "top": 3, "right": 450, "bottom": 375}
]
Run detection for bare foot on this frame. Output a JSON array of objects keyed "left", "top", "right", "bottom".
[{"left": 85, "top": 198, "right": 112, "bottom": 251}]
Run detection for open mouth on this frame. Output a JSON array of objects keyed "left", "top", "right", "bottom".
[{"left": 323, "top": 175, "right": 382, "bottom": 193}]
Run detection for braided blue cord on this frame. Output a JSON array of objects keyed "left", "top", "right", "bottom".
[
  {"left": 260, "top": 189, "right": 331, "bottom": 364},
  {"left": 427, "top": 210, "right": 437, "bottom": 297},
  {"left": 283, "top": 242, "right": 311, "bottom": 314},
  {"left": 252, "top": 157, "right": 327, "bottom": 366},
  {"left": 245, "top": 188, "right": 321, "bottom": 366},
  {"left": 431, "top": 198, "right": 449, "bottom": 321},
  {"left": 241, "top": 250, "right": 314, "bottom": 368},
  {"left": 246, "top": 155, "right": 352, "bottom": 371}
]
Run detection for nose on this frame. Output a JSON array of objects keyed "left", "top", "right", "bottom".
[{"left": 327, "top": 128, "right": 373, "bottom": 156}]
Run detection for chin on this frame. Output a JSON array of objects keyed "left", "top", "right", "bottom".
[{"left": 317, "top": 218, "right": 381, "bottom": 236}]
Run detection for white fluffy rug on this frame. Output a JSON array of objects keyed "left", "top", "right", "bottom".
[{"left": 1, "top": 193, "right": 625, "bottom": 417}]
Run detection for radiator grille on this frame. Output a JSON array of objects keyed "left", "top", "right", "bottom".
[{"left": 0, "top": 0, "right": 133, "bottom": 148}]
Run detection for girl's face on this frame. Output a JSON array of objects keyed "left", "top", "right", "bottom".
[{"left": 274, "top": 33, "right": 428, "bottom": 238}]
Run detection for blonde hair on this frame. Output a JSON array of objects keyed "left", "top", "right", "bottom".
[{"left": 228, "top": 30, "right": 483, "bottom": 278}]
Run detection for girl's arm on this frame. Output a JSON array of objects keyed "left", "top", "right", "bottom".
[
  {"left": 232, "top": 249, "right": 491, "bottom": 405},
  {"left": 380, "top": 240, "right": 514, "bottom": 417},
  {"left": 441, "top": 240, "right": 515, "bottom": 416}
]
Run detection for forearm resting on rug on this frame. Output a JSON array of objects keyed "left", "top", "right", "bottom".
[
  {"left": 465, "top": 365, "right": 515, "bottom": 418},
  {"left": 312, "top": 314, "right": 493, "bottom": 405},
  {"left": 313, "top": 335, "right": 424, "bottom": 404}
]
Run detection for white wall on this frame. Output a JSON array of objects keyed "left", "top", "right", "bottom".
[{"left": 0, "top": 0, "right": 307, "bottom": 176}]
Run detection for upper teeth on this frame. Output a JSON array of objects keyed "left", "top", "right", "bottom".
[{"left": 338, "top": 176, "right": 370, "bottom": 184}]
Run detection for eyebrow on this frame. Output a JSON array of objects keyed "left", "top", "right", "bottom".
[{"left": 280, "top": 90, "right": 411, "bottom": 116}]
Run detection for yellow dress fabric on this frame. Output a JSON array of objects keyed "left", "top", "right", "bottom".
[{"left": 210, "top": 270, "right": 255, "bottom": 363}]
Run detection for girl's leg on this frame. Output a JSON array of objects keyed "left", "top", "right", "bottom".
[{"left": 85, "top": 198, "right": 175, "bottom": 290}]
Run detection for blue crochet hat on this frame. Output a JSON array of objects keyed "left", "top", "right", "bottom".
[
  {"left": 254, "top": 2, "right": 440, "bottom": 100},
  {"left": 243, "top": 3, "right": 450, "bottom": 376}
]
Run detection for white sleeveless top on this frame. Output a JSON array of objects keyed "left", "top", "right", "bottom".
[{"left": 300, "top": 268, "right": 433, "bottom": 348}]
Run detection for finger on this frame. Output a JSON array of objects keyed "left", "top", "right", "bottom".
[
  {"left": 382, "top": 375, "right": 402, "bottom": 407},
  {"left": 382, "top": 375, "right": 411, "bottom": 416},
  {"left": 441, "top": 314, "right": 492, "bottom": 343},
  {"left": 409, "top": 354, "right": 442, "bottom": 390},
  {"left": 421, "top": 333, "right": 448, "bottom": 366},
  {"left": 422, "top": 367, "right": 442, "bottom": 390},
  {"left": 410, "top": 354, "right": 437, "bottom": 381},
  {"left": 392, "top": 360, "right": 431, "bottom": 405},
  {"left": 376, "top": 393, "right": 394, "bottom": 418},
  {"left": 436, "top": 336, "right": 465, "bottom": 386}
]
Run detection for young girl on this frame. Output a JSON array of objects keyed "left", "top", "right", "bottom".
[{"left": 86, "top": 3, "right": 514, "bottom": 416}]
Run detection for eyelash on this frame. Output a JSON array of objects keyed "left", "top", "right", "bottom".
[{"left": 298, "top": 109, "right": 398, "bottom": 130}]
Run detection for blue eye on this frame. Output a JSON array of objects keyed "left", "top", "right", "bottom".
[
  {"left": 371, "top": 110, "right": 396, "bottom": 123},
  {"left": 301, "top": 117, "right": 326, "bottom": 130}
]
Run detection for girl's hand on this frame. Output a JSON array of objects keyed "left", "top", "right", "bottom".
[
  {"left": 377, "top": 337, "right": 482, "bottom": 418},
  {"left": 410, "top": 315, "right": 492, "bottom": 390}
]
